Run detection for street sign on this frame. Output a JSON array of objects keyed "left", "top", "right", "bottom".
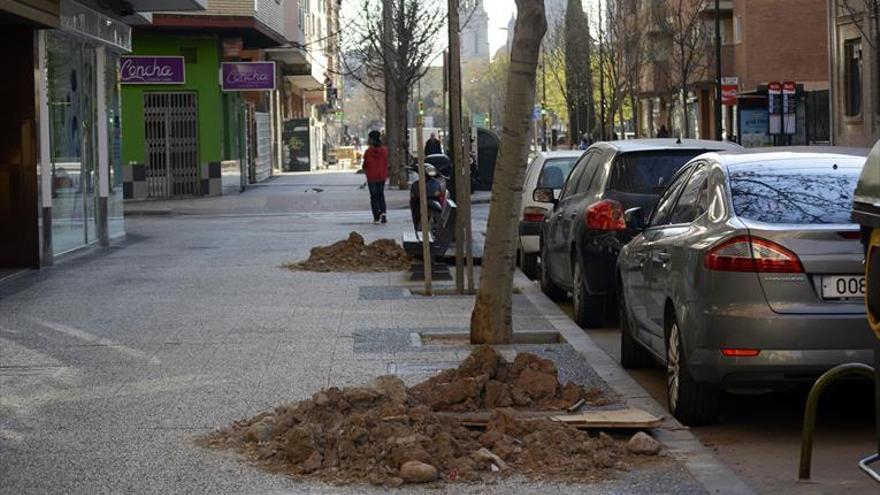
[
  {"left": 220, "top": 62, "right": 277, "bottom": 91},
  {"left": 120, "top": 56, "right": 185, "bottom": 85},
  {"left": 721, "top": 77, "right": 738, "bottom": 106},
  {"left": 768, "top": 81, "right": 782, "bottom": 135},
  {"left": 782, "top": 81, "right": 797, "bottom": 135}
]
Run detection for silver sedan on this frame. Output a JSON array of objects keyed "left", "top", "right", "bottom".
[{"left": 616, "top": 149, "right": 876, "bottom": 425}]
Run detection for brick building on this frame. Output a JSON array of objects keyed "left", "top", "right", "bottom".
[{"left": 636, "top": 0, "right": 830, "bottom": 146}]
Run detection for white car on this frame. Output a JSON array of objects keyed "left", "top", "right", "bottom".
[{"left": 517, "top": 150, "right": 583, "bottom": 278}]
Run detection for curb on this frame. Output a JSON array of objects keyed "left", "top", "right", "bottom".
[
  {"left": 123, "top": 209, "right": 175, "bottom": 217},
  {"left": 518, "top": 277, "right": 756, "bottom": 495}
]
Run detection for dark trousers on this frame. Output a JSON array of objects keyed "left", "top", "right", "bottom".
[{"left": 368, "top": 181, "right": 386, "bottom": 220}]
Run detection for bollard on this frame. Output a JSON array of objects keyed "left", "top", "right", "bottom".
[{"left": 798, "top": 362, "right": 876, "bottom": 481}]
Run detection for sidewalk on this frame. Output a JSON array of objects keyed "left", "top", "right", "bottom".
[{"left": 0, "top": 173, "right": 748, "bottom": 494}]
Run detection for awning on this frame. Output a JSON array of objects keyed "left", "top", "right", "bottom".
[{"left": 127, "top": 0, "right": 206, "bottom": 11}]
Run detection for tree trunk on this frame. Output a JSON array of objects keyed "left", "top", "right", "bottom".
[
  {"left": 470, "top": 0, "right": 546, "bottom": 344},
  {"left": 382, "top": 0, "right": 399, "bottom": 186},
  {"left": 396, "top": 90, "right": 409, "bottom": 189}
]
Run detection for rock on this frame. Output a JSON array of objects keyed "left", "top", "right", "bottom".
[
  {"left": 561, "top": 382, "right": 584, "bottom": 404},
  {"left": 427, "top": 378, "right": 479, "bottom": 408},
  {"left": 372, "top": 375, "right": 408, "bottom": 404},
  {"left": 312, "top": 391, "right": 330, "bottom": 407},
  {"left": 472, "top": 447, "right": 509, "bottom": 471},
  {"left": 478, "top": 429, "right": 503, "bottom": 448},
  {"left": 342, "top": 387, "right": 381, "bottom": 407},
  {"left": 399, "top": 461, "right": 438, "bottom": 483},
  {"left": 387, "top": 477, "right": 404, "bottom": 487},
  {"left": 299, "top": 451, "right": 323, "bottom": 474},
  {"left": 512, "top": 353, "right": 558, "bottom": 377},
  {"left": 515, "top": 367, "right": 558, "bottom": 401},
  {"left": 484, "top": 380, "right": 513, "bottom": 408},
  {"left": 510, "top": 386, "right": 532, "bottom": 406},
  {"left": 456, "top": 345, "right": 503, "bottom": 378},
  {"left": 627, "top": 432, "right": 662, "bottom": 455},
  {"left": 243, "top": 416, "right": 275, "bottom": 443}
]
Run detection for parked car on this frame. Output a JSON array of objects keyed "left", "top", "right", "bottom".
[
  {"left": 852, "top": 140, "right": 880, "bottom": 340},
  {"left": 537, "top": 139, "right": 741, "bottom": 328},
  {"left": 518, "top": 150, "right": 583, "bottom": 279},
  {"left": 617, "top": 148, "right": 876, "bottom": 425}
]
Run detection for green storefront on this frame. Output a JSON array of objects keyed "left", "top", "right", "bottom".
[{"left": 121, "top": 33, "right": 242, "bottom": 200}]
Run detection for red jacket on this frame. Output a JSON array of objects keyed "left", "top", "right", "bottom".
[{"left": 362, "top": 146, "right": 388, "bottom": 183}]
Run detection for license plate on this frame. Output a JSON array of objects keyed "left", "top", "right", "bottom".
[{"left": 821, "top": 275, "right": 866, "bottom": 299}]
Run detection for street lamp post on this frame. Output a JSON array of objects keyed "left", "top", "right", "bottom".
[{"left": 714, "top": 0, "right": 723, "bottom": 141}]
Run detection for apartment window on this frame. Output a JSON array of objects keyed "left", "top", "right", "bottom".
[
  {"left": 733, "top": 15, "right": 742, "bottom": 44},
  {"left": 844, "top": 39, "right": 863, "bottom": 117}
]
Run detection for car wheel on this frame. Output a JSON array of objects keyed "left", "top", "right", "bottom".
[
  {"left": 519, "top": 246, "right": 539, "bottom": 280},
  {"left": 540, "top": 242, "right": 566, "bottom": 302},
  {"left": 572, "top": 257, "right": 605, "bottom": 329},
  {"left": 666, "top": 315, "right": 719, "bottom": 425},
  {"left": 619, "top": 287, "right": 654, "bottom": 369}
]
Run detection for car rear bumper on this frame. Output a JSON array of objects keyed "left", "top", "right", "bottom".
[
  {"left": 685, "top": 310, "right": 876, "bottom": 386},
  {"left": 519, "top": 221, "right": 541, "bottom": 254}
]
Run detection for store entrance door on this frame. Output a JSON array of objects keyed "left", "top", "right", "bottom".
[
  {"left": 0, "top": 26, "right": 39, "bottom": 271},
  {"left": 144, "top": 92, "right": 199, "bottom": 198}
]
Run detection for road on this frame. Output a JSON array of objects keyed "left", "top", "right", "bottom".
[{"left": 551, "top": 301, "right": 878, "bottom": 495}]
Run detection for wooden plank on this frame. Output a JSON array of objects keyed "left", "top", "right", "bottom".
[{"left": 437, "top": 408, "right": 663, "bottom": 430}]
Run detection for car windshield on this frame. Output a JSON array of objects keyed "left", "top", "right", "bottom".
[
  {"left": 538, "top": 157, "right": 578, "bottom": 189},
  {"left": 607, "top": 150, "right": 708, "bottom": 194},
  {"left": 729, "top": 161, "right": 862, "bottom": 224}
]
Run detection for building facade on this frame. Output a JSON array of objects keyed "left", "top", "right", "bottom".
[
  {"left": 635, "top": 0, "right": 829, "bottom": 146},
  {"left": 460, "top": 0, "right": 490, "bottom": 62},
  {"left": 0, "top": 0, "right": 204, "bottom": 274},
  {"left": 828, "top": 0, "right": 879, "bottom": 147}
]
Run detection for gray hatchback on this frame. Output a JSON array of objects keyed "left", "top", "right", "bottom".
[{"left": 617, "top": 149, "right": 876, "bottom": 425}]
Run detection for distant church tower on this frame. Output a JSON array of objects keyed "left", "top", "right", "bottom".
[{"left": 460, "top": 0, "right": 490, "bottom": 62}]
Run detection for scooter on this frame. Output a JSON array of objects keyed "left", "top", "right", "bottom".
[{"left": 409, "top": 164, "right": 457, "bottom": 256}]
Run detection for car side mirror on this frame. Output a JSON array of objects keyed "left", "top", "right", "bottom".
[
  {"left": 533, "top": 187, "right": 558, "bottom": 204},
  {"left": 624, "top": 207, "right": 646, "bottom": 231}
]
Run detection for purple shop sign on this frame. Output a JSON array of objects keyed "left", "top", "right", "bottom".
[
  {"left": 221, "top": 62, "right": 276, "bottom": 91},
  {"left": 120, "top": 56, "right": 185, "bottom": 85}
]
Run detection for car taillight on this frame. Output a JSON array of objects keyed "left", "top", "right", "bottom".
[
  {"left": 704, "top": 235, "right": 803, "bottom": 273},
  {"left": 523, "top": 206, "right": 548, "bottom": 223},
  {"left": 721, "top": 348, "right": 761, "bottom": 357},
  {"left": 585, "top": 200, "right": 626, "bottom": 231}
]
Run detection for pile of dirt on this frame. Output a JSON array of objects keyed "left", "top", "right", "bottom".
[
  {"left": 286, "top": 232, "right": 410, "bottom": 272},
  {"left": 197, "top": 347, "right": 653, "bottom": 486}
]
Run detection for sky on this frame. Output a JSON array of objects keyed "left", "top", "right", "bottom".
[{"left": 484, "top": 0, "right": 598, "bottom": 54}]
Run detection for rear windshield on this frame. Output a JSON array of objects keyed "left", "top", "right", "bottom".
[
  {"left": 729, "top": 163, "right": 861, "bottom": 224},
  {"left": 538, "top": 158, "right": 578, "bottom": 189},
  {"left": 607, "top": 150, "right": 708, "bottom": 194}
]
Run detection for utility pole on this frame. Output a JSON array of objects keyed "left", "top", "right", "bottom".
[
  {"left": 541, "top": 58, "right": 547, "bottom": 151},
  {"left": 714, "top": 0, "right": 723, "bottom": 141},
  {"left": 598, "top": 0, "right": 606, "bottom": 141},
  {"left": 448, "top": 0, "right": 465, "bottom": 292},
  {"left": 382, "top": 0, "right": 398, "bottom": 185}
]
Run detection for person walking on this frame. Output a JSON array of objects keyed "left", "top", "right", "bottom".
[
  {"left": 424, "top": 133, "right": 442, "bottom": 155},
  {"left": 362, "top": 130, "right": 388, "bottom": 224}
]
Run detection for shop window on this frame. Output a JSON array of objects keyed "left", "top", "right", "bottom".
[{"left": 844, "top": 39, "right": 862, "bottom": 117}]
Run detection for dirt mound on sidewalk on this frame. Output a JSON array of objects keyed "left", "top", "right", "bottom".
[
  {"left": 286, "top": 232, "right": 410, "bottom": 272},
  {"left": 197, "top": 347, "right": 645, "bottom": 486}
]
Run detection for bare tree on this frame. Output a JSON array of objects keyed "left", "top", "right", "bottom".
[
  {"left": 653, "top": 0, "right": 711, "bottom": 138},
  {"left": 341, "top": 0, "right": 446, "bottom": 188},
  {"left": 470, "top": 0, "right": 547, "bottom": 344}
]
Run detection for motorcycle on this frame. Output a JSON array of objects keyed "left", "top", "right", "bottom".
[{"left": 409, "top": 164, "right": 457, "bottom": 257}]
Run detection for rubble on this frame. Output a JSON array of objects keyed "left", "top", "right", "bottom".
[
  {"left": 285, "top": 232, "right": 410, "bottom": 272},
  {"left": 197, "top": 346, "right": 658, "bottom": 486}
]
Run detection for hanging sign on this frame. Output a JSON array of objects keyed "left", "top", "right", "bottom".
[
  {"left": 768, "top": 81, "right": 782, "bottom": 135},
  {"left": 220, "top": 62, "right": 277, "bottom": 91},
  {"left": 721, "top": 77, "right": 738, "bottom": 106},
  {"left": 782, "top": 81, "right": 797, "bottom": 135},
  {"left": 120, "top": 56, "right": 185, "bottom": 84}
]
